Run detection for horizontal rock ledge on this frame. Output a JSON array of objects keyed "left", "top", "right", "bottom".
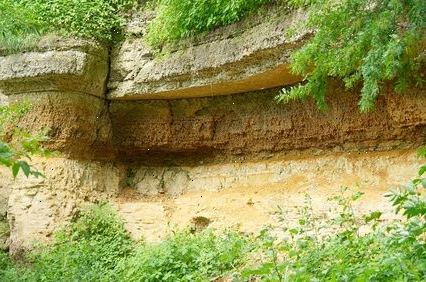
[
  {"left": 0, "top": 47, "right": 108, "bottom": 98},
  {"left": 108, "top": 7, "right": 308, "bottom": 100},
  {"left": 110, "top": 64, "right": 302, "bottom": 100}
]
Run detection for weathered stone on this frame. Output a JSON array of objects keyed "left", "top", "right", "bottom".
[
  {"left": 108, "top": 7, "right": 307, "bottom": 99},
  {"left": 6, "top": 157, "right": 125, "bottom": 255},
  {"left": 6, "top": 92, "right": 113, "bottom": 159},
  {"left": 0, "top": 169, "right": 11, "bottom": 251},
  {"left": 0, "top": 220, "right": 9, "bottom": 251},
  {"left": 0, "top": 40, "right": 108, "bottom": 98},
  {"left": 385, "top": 86, "right": 426, "bottom": 126},
  {"left": 114, "top": 201, "right": 168, "bottom": 243},
  {"left": 0, "top": 39, "right": 112, "bottom": 160},
  {"left": 0, "top": 93, "right": 8, "bottom": 105},
  {"left": 0, "top": 169, "right": 11, "bottom": 221}
]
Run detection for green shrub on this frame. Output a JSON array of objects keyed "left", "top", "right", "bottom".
[
  {"left": 0, "top": 204, "right": 249, "bottom": 281},
  {"left": 146, "top": 0, "right": 273, "bottom": 47},
  {"left": 0, "top": 0, "right": 45, "bottom": 52},
  {"left": 6, "top": 204, "right": 133, "bottom": 281},
  {"left": 0, "top": 0, "right": 137, "bottom": 51},
  {"left": 0, "top": 251, "right": 12, "bottom": 272},
  {"left": 116, "top": 230, "right": 248, "bottom": 281}
]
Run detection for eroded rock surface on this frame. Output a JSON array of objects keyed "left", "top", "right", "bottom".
[
  {"left": 116, "top": 149, "right": 422, "bottom": 242},
  {"left": 7, "top": 92, "right": 113, "bottom": 159},
  {"left": 5, "top": 158, "right": 125, "bottom": 255},
  {"left": 0, "top": 47, "right": 108, "bottom": 98},
  {"left": 0, "top": 169, "right": 11, "bottom": 251},
  {"left": 0, "top": 39, "right": 112, "bottom": 159},
  {"left": 0, "top": 93, "right": 8, "bottom": 105}
]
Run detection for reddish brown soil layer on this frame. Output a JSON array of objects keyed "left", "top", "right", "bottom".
[
  {"left": 8, "top": 82, "right": 425, "bottom": 163},
  {"left": 110, "top": 82, "right": 426, "bottom": 163}
]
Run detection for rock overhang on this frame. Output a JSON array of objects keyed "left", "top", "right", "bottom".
[
  {"left": 0, "top": 6, "right": 424, "bottom": 162},
  {"left": 107, "top": 7, "right": 308, "bottom": 100}
]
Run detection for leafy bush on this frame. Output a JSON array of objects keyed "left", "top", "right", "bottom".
[
  {"left": 1, "top": 204, "right": 134, "bottom": 281},
  {"left": 0, "top": 0, "right": 44, "bottom": 52},
  {"left": 146, "top": 0, "right": 273, "bottom": 47},
  {"left": 0, "top": 251, "right": 15, "bottom": 277},
  {"left": 0, "top": 0, "right": 137, "bottom": 51},
  {"left": 278, "top": 0, "right": 426, "bottom": 112},
  {"left": 116, "top": 230, "right": 248, "bottom": 281}
]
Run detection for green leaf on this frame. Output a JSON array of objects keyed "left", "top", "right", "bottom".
[
  {"left": 19, "top": 161, "right": 31, "bottom": 177},
  {"left": 364, "top": 211, "right": 382, "bottom": 223},
  {"left": 419, "top": 165, "right": 426, "bottom": 176},
  {"left": 12, "top": 162, "right": 20, "bottom": 178}
]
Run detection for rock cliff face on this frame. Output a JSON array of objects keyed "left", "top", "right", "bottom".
[{"left": 0, "top": 7, "right": 425, "bottom": 253}]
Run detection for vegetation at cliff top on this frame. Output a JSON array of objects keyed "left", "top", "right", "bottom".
[
  {"left": 0, "top": 0, "right": 272, "bottom": 51},
  {"left": 1, "top": 152, "right": 425, "bottom": 281},
  {"left": 145, "top": 0, "right": 274, "bottom": 47},
  {"left": 0, "top": 0, "right": 137, "bottom": 51}
]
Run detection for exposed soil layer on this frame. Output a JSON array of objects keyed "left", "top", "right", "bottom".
[
  {"left": 6, "top": 92, "right": 115, "bottom": 160},
  {"left": 6, "top": 81, "right": 424, "bottom": 162},
  {"left": 111, "top": 82, "right": 426, "bottom": 163}
]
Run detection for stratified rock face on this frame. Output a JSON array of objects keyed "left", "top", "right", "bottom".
[
  {"left": 0, "top": 47, "right": 108, "bottom": 98},
  {"left": 0, "top": 6, "right": 424, "bottom": 253},
  {"left": 0, "top": 39, "right": 113, "bottom": 159},
  {"left": 0, "top": 39, "right": 117, "bottom": 255},
  {"left": 7, "top": 92, "right": 113, "bottom": 159},
  {"left": 108, "top": 7, "right": 306, "bottom": 99},
  {"left": 117, "top": 150, "right": 422, "bottom": 242},
  {"left": 110, "top": 83, "right": 426, "bottom": 161}
]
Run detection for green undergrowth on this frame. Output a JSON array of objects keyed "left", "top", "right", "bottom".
[
  {"left": 0, "top": 0, "right": 137, "bottom": 52},
  {"left": 0, "top": 204, "right": 250, "bottom": 281},
  {"left": 145, "top": 0, "right": 275, "bottom": 48},
  {"left": 1, "top": 151, "right": 425, "bottom": 281}
]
